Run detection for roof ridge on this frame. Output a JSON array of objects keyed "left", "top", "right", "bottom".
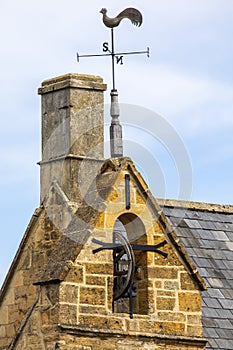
[{"left": 157, "top": 199, "right": 233, "bottom": 213}]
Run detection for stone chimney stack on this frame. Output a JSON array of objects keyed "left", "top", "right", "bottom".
[{"left": 38, "top": 73, "right": 107, "bottom": 203}]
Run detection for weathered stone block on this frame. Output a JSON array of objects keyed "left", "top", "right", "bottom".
[
  {"left": 60, "top": 283, "right": 79, "bottom": 304},
  {"left": 138, "top": 319, "right": 155, "bottom": 333},
  {"left": 187, "top": 324, "right": 203, "bottom": 337},
  {"left": 12, "top": 270, "right": 24, "bottom": 287},
  {"left": 3, "top": 287, "right": 14, "bottom": 305},
  {"left": 6, "top": 324, "right": 15, "bottom": 338},
  {"left": 105, "top": 213, "right": 119, "bottom": 229},
  {"left": 187, "top": 314, "right": 202, "bottom": 324},
  {"left": 0, "top": 337, "right": 9, "bottom": 348},
  {"left": 125, "top": 318, "right": 139, "bottom": 332},
  {"left": 155, "top": 280, "right": 162, "bottom": 288},
  {"left": 159, "top": 321, "right": 185, "bottom": 336},
  {"left": 66, "top": 265, "right": 84, "bottom": 284},
  {"left": 59, "top": 304, "right": 77, "bottom": 324},
  {"left": 157, "top": 290, "right": 176, "bottom": 297},
  {"left": 178, "top": 292, "right": 202, "bottom": 312},
  {"left": 79, "top": 286, "right": 105, "bottom": 306},
  {"left": 79, "top": 305, "right": 107, "bottom": 315},
  {"left": 85, "top": 275, "right": 106, "bottom": 286},
  {"left": 0, "top": 306, "right": 8, "bottom": 324},
  {"left": 180, "top": 272, "right": 197, "bottom": 290},
  {"left": 32, "top": 250, "right": 46, "bottom": 268},
  {"left": 158, "top": 311, "right": 186, "bottom": 322},
  {"left": 164, "top": 280, "right": 179, "bottom": 290},
  {"left": 0, "top": 326, "right": 6, "bottom": 338},
  {"left": 85, "top": 263, "right": 113, "bottom": 275},
  {"left": 27, "top": 312, "right": 41, "bottom": 334},
  {"left": 157, "top": 297, "right": 176, "bottom": 311},
  {"left": 105, "top": 202, "right": 125, "bottom": 217},
  {"left": 79, "top": 314, "right": 124, "bottom": 331},
  {"left": 149, "top": 267, "right": 178, "bottom": 279},
  {"left": 8, "top": 304, "right": 19, "bottom": 323}
]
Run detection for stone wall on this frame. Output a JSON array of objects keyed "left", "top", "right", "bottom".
[
  {"left": 0, "top": 209, "right": 62, "bottom": 349},
  {"left": 0, "top": 167, "right": 206, "bottom": 349},
  {"left": 55, "top": 170, "right": 205, "bottom": 349}
]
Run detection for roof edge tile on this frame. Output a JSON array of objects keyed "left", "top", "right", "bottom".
[{"left": 157, "top": 199, "right": 233, "bottom": 213}]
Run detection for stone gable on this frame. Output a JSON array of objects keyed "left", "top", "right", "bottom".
[
  {"left": 0, "top": 158, "right": 207, "bottom": 349},
  {"left": 0, "top": 73, "right": 208, "bottom": 350}
]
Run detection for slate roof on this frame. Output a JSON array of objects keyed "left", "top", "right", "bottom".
[{"left": 160, "top": 200, "right": 233, "bottom": 350}]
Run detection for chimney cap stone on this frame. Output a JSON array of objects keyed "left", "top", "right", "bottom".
[{"left": 38, "top": 73, "right": 107, "bottom": 95}]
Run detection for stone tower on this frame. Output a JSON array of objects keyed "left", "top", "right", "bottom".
[{"left": 0, "top": 73, "right": 207, "bottom": 350}]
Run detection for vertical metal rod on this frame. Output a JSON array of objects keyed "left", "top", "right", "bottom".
[
  {"left": 125, "top": 174, "right": 131, "bottom": 209},
  {"left": 111, "top": 28, "right": 116, "bottom": 91},
  {"left": 129, "top": 282, "right": 134, "bottom": 319}
]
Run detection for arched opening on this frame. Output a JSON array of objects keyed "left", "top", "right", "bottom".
[{"left": 112, "top": 213, "right": 149, "bottom": 315}]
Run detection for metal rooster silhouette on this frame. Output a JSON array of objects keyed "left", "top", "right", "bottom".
[
  {"left": 77, "top": 8, "right": 147, "bottom": 157},
  {"left": 100, "top": 8, "right": 143, "bottom": 28},
  {"left": 98, "top": 7, "right": 144, "bottom": 158}
]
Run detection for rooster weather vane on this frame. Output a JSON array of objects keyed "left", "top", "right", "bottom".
[{"left": 77, "top": 8, "right": 149, "bottom": 158}]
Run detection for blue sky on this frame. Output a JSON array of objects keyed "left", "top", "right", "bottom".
[{"left": 0, "top": 0, "right": 233, "bottom": 286}]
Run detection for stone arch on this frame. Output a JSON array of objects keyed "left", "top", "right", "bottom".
[{"left": 113, "top": 213, "right": 149, "bottom": 315}]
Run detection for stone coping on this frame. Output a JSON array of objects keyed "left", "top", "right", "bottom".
[
  {"left": 59, "top": 323, "right": 207, "bottom": 346},
  {"left": 38, "top": 73, "right": 107, "bottom": 94},
  {"left": 157, "top": 198, "right": 233, "bottom": 213}
]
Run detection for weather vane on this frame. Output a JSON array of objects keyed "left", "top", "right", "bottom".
[{"left": 77, "top": 8, "right": 149, "bottom": 158}]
